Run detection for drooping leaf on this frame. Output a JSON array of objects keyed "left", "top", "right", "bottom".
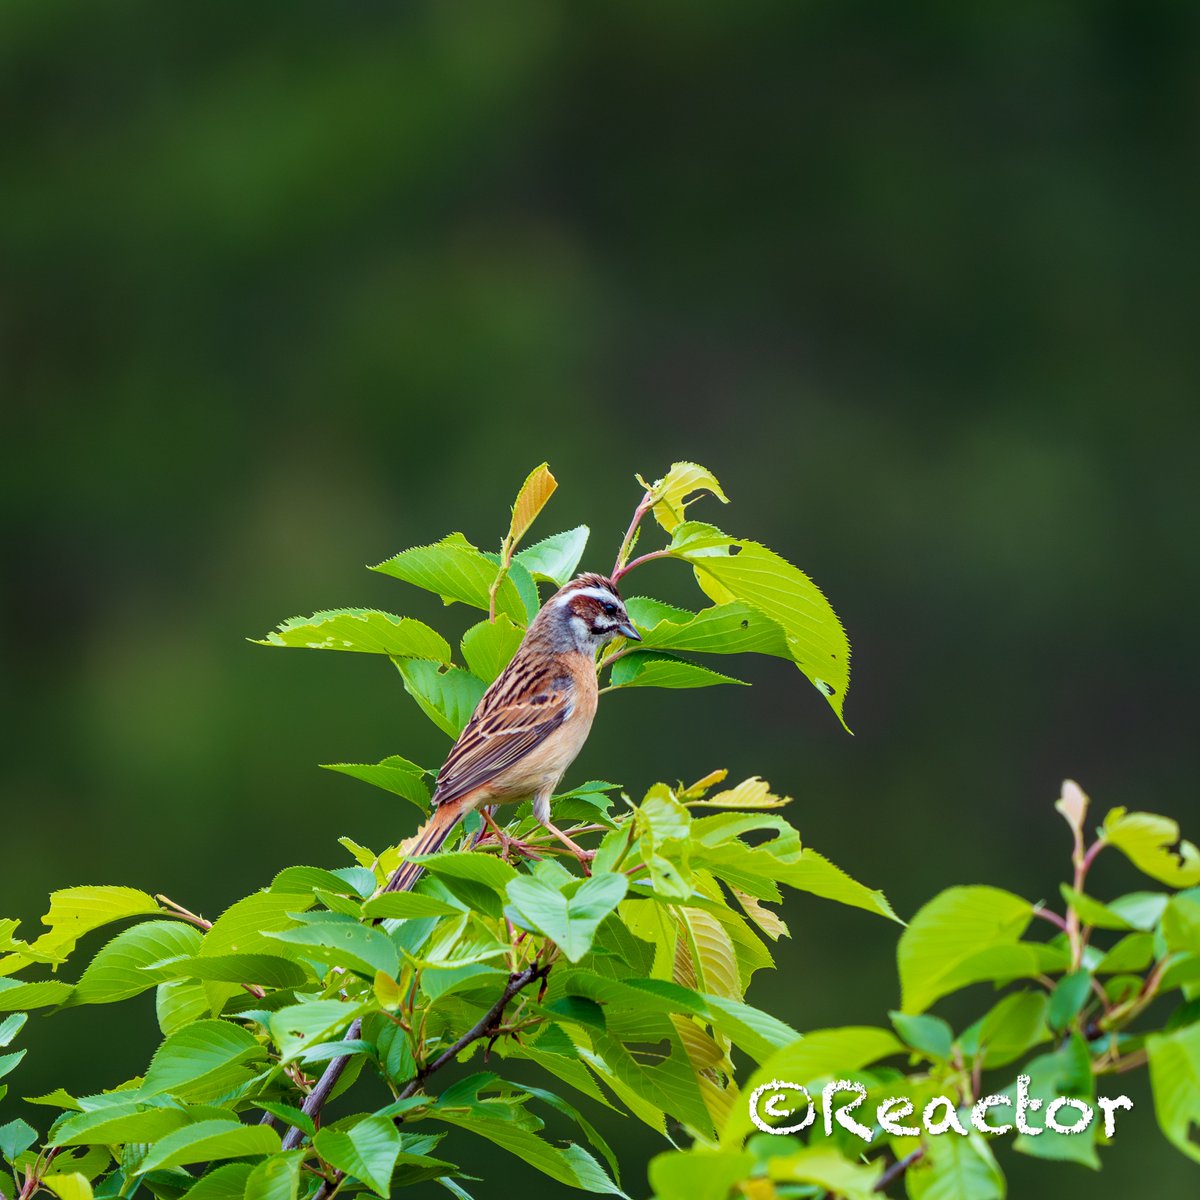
[
  {"left": 645, "top": 463, "right": 729, "bottom": 534},
  {"left": 151, "top": 954, "right": 310, "bottom": 990},
  {"left": 667, "top": 522, "right": 850, "bottom": 726},
  {"left": 898, "top": 886, "right": 1036, "bottom": 1014},
  {"left": 461, "top": 616, "right": 524, "bottom": 683},
  {"left": 0, "top": 979, "right": 74, "bottom": 1011},
  {"left": 371, "top": 535, "right": 529, "bottom": 625},
  {"left": 394, "top": 660, "right": 487, "bottom": 738},
  {"left": 1102, "top": 808, "right": 1200, "bottom": 887},
  {"left": 253, "top": 610, "right": 451, "bottom": 660},
  {"left": 137, "top": 1121, "right": 281, "bottom": 1173},
  {"left": 607, "top": 651, "right": 747, "bottom": 692},
  {"left": 889, "top": 1011, "right": 954, "bottom": 1061},
  {"left": 41, "top": 1175, "right": 94, "bottom": 1200},
  {"left": 21, "top": 887, "right": 163, "bottom": 966},
  {"left": 775, "top": 850, "right": 899, "bottom": 923},
  {"left": 765, "top": 1147, "right": 880, "bottom": 1200},
  {"left": 51, "top": 1104, "right": 196, "bottom": 1148},
  {"left": 68, "top": 922, "right": 203, "bottom": 1006},
  {"left": 1047, "top": 971, "right": 1093, "bottom": 1032},
  {"left": 321, "top": 758, "right": 431, "bottom": 813},
  {"left": 1147, "top": 1021, "right": 1200, "bottom": 1164},
  {"left": 684, "top": 777, "right": 790, "bottom": 810},
  {"left": 243, "top": 1151, "right": 304, "bottom": 1200},
  {"left": 514, "top": 526, "right": 589, "bottom": 586}
]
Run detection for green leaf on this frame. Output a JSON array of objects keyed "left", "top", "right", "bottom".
[
  {"left": 506, "top": 873, "right": 628, "bottom": 963},
  {"left": 898, "top": 886, "right": 1036, "bottom": 1014},
  {"left": 267, "top": 921, "right": 399, "bottom": 979},
  {"left": 268, "top": 1000, "right": 363, "bottom": 1063},
  {"left": 177, "top": 1164, "right": 253, "bottom": 1200},
  {"left": 253, "top": 610, "right": 451, "bottom": 660},
  {"left": 41, "top": 1175, "right": 94, "bottom": 1200},
  {"left": 1162, "top": 890, "right": 1200, "bottom": 954},
  {"left": 889, "top": 1011, "right": 953, "bottom": 1061},
  {"left": 1148, "top": 1022, "right": 1200, "bottom": 1163},
  {"left": 630, "top": 600, "right": 790, "bottom": 659},
  {"left": 321, "top": 758, "right": 431, "bottom": 813},
  {"left": 152, "top": 954, "right": 310, "bottom": 990},
  {"left": 684, "top": 776, "right": 789, "bottom": 810},
  {"left": 647, "top": 1150, "right": 753, "bottom": 1200},
  {"left": 413, "top": 852, "right": 518, "bottom": 893},
  {"left": 774, "top": 849, "right": 900, "bottom": 923},
  {"left": 1011, "top": 1033, "right": 1099, "bottom": 1167},
  {"left": 667, "top": 521, "right": 851, "bottom": 725},
  {"left": 156, "top": 980, "right": 209, "bottom": 1036},
  {"left": 907, "top": 1131, "right": 1005, "bottom": 1200},
  {"left": 361, "top": 893, "right": 461, "bottom": 920},
  {"left": 1106, "top": 891, "right": 1169, "bottom": 930},
  {"left": 371, "top": 535, "right": 529, "bottom": 625},
  {"left": 1059, "top": 886, "right": 1134, "bottom": 931},
  {"left": 28, "top": 887, "right": 163, "bottom": 964},
  {"left": 0, "top": 979, "right": 74, "bottom": 1011},
  {"left": 514, "top": 526, "right": 589, "bottom": 586},
  {"left": 431, "top": 1108, "right": 622, "bottom": 1196},
  {"left": 394, "top": 660, "right": 487, "bottom": 738},
  {"left": 721, "top": 1027, "right": 902, "bottom": 1147},
  {"left": 314, "top": 1117, "right": 403, "bottom": 1199},
  {"left": 69, "top": 922, "right": 203, "bottom": 1006},
  {"left": 1096, "top": 932, "right": 1154, "bottom": 974},
  {"left": 141, "top": 1019, "right": 267, "bottom": 1101},
  {"left": 137, "top": 1121, "right": 280, "bottom": 1174},
  {"left": 244, "top": 1151, "right": 304, "bottom": 1200},
  {"left": 52, "top": 1104, "right": 195, "bottom": 1148},
  {"left": 0, "top": 1014, "right": 27, "bottom": 1048},
  {"left": 608, "top": 650, "right": 746, "bottom": 692},
  {"left": 461, "top": 615, "right": 524, "bottom": 683},
  {"left": 0, "top": 1118, "right": 37, "bottom": 1162},
  {"left": 764, "top": 1147, "right": 880, "bottom": 1200},
  {"left": 1102, "top": 808, "right": 1200, "bottom": 887},
  {"left": 974, "top": 991, "right": 1049, "bottom": 1067},
  {"left": 0, "top": 1050, "right": 25, "bottom": 1082},
  {"left": 1048, "top": 971, "right": 1093, "bottom": 1032},
  {"left": 646, "top": 462, "right": 729, "bottom": 534}
]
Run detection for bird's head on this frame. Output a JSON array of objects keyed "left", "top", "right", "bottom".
[{"left": 550, "top": 573, "right": 641, "bottom": 652}]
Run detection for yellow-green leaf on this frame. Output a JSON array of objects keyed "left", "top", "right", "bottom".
[
  {"left": 647, "top": 462, "right": 729, "bottom": 533},
  {"left": 1102, "top": 808, "right": 1200, "bottom": 887}
]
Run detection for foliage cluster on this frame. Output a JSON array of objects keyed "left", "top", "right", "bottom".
[{"left": 0, "top": 465, "right": 1196, "bottom": 1200}]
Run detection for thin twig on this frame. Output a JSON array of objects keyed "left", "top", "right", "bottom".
[{"left": 873, "top": 1147, "right": 924, "bottom": 1194}]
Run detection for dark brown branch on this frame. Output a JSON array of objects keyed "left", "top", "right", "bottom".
[
  {"left": 306, "top": 962, "right": 551, "bottom": 1200},
  {"left": 873, "top": 1147, "right": 924, "bottom": 1194}
]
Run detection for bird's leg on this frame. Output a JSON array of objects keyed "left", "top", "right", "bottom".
[{"left": 481, "top": 807, "right": 541, "bottom": 862}]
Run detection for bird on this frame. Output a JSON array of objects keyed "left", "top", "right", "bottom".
[{"left": 383, "top": 572, "right": 640, "bottom": 893}]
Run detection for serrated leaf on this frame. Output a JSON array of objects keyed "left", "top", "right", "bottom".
[
  {"left": 721, "top": 1027, "right": 902, "bottom": 1147},
  {"left": 268, "top": 1000, "right": 363, "bottom": 1064},
  {"left": 394, "top": 660, "right": 487, "bottom": 738},
  {"left": 412, "top": 852, "right": 517, "bottom": 893},
  {"left": 371, "top": 536, "right": 528, "bottom": 625},
  {"left": 0, "top": 1050, "right": 25, "bottom": 1082},
  {"left": 0, "top": 979, "right": 74, "bottom": 1011},
  {"left": 68, "top": 922, "right": 202, "bottom": 1006},
  {"left": 667, "top": 522, "right": 850, "bottom": 726},
  {"left": 156, "top": 980, "right": 210, "bottom": 1036},
  {"left": 514, "top": 526, "right": 589, "bottom": 586},
  {"left": 267, "top": 921, "right": 398, "bottom": 979},
  {"left": 137, "top": 1121, "right": 280, "bottom": 1174},
  {"left": 177, "top": 1164, "right": 253, "bottom": 1200},
  {"left": 775, "top": 849, "right": 899, "bottom": 923},
  {"left": 151, "top": 954, "right": 310, "bottom": 990},
  {"left": 141, "top": 1020, "right": 267, "bottom": 1101},
  {"left": 898, "top": 886, "right": 1036, "bottom": 1014},
  {"left": 766, "top": 1147, "right": 880, "bottom": 1200},
  {"left": 608, "top": 651, "right": 746, "bottom": 691},
  {"left": 314, "top": 1117, "right": 402, "bottom": 1198},
  {"left": 0, "top": 1014, "right": 27, "bottom": 1049},
  {"left": 507, "top": 463, "right": 557, "bottom": 551},
  {"left": 361, "top": 893, "right": 461, "bottom": 919},
  {"left": 647, "top": 463, "right": 729, "bottom": 534},
  {"left": 51, "top": 1104, "right": 195, "bottom": 1148},
  {"left": 460, "top": 616, "right": 524, "bottom": 683},
  {"left": 1102, "top": 808, "right": 1200, "bottom": 887},
  {"left": 631, "top": 600, "right": 790, "bottom": 659},
  {"left": 506, "top": 874, "right": 628, "bottom": 963},
  {"left": 26, "top": 887, "right": 162, "bottom": 966},
  {"left": 253, "top": 610, "right": 450, "bottom": 660},
  {"left": 244, "top": 1151, "right": 303, "bottom": 1200},
  {"left": 321, "top": 759, "right": 431, "bottom": 813},
  {"left": 0, "top": 1117, "right": 37, "bottom": 1162},
  {"left": 687, "top": 777, "right": 789, "bottom": 810}
]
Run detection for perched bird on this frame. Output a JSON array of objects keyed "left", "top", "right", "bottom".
[{"left": 385, "top": 573, "right": 640, "bottom": 893}]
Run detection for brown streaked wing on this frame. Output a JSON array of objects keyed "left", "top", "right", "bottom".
[{"left": 430, "top": 672, "right": 572, "bottom": 808}]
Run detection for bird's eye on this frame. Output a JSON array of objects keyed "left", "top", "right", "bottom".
[{"left": 602, "top": 601, "right": 617, "bottom": 615}]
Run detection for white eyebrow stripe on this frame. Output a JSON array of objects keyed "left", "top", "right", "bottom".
[{"left": 573, "top": 586, "right": 621, "bottom": 605}]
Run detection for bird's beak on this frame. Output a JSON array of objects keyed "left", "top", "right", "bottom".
[{"left": 618, "top": 621, "right": 642, "bottom": 642}]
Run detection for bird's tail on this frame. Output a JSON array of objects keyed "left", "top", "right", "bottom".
[{"left": 383, "top": 803, "right": 463, "bottom": 894}]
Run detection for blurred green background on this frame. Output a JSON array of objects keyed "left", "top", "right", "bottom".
[{"left": 3, "top": 1, "right": 1198, "bottom": 1195}]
